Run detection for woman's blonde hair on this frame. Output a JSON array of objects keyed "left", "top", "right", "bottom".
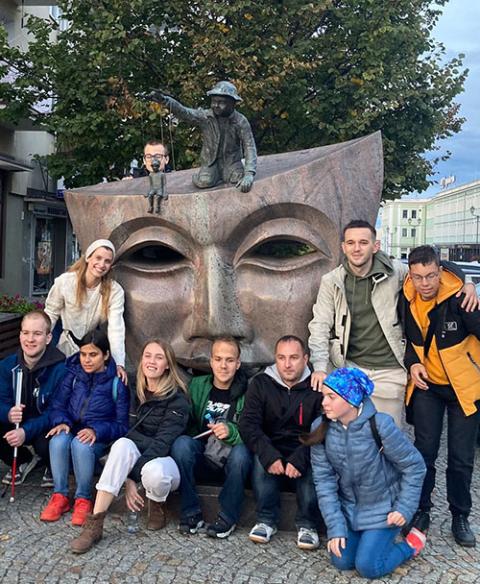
[
  {"left": 136, "top": 339, "right": 187, "bottom": 404},
  {"left": 69, "top": 247, "right": 114, "bottom": 320}
]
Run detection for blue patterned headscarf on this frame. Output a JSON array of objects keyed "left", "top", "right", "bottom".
[{"left": 323, "top": 367, "right": 374, "bottom": 407}]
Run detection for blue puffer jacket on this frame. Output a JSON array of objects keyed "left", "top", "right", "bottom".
[
  {"left": 49, "top": 353, "right": 129, "bottom": 444},
  {"left": 311, "top": 398, "right": 426, "bottom": 540}
]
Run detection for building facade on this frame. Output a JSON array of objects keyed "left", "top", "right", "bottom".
[
  {"left": 0, "top": 1, "right": 76, "bottom": 299},
  {"left": 380, "top": 179, "right": 480, "bottom": 261}
]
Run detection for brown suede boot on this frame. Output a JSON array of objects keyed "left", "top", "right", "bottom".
[
  {"left": 147, "top": 500, "right": 166, "bottom": 530},
  {"left": 70, "top": 511, "right": 106, "bottom": 554}
]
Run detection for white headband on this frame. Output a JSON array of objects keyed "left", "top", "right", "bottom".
[{"left": 85, "top": 239, "right": 116, "bottom": 260}]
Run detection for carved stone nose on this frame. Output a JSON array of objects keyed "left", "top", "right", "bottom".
[{"left": 184, "top": 247, "right": 253, "bottom": 343}]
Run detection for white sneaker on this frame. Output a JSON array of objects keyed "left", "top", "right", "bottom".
[
  {"left": 297, "top": 527, "right": 319, "bottom": 550},
  {"left": 249, "top": 522, "right": 277, "bottom": 544}
]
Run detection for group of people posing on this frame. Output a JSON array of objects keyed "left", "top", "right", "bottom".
[{"left": 0, "top": 218, "right": 479, "bottom": 581}]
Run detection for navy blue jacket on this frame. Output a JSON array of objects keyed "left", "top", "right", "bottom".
[
  {"left": 311, "top": 398, "right": 426, "bottom": 540},
  {"left": 0, "top": 344, "right": 65, "bottom": 442},
  {"left": 49, "top": 353, "right": 129, "bottom": 444}
]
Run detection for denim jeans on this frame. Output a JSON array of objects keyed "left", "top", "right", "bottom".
[
  {"left": 411, "top": 384, "right": 480, "bottom": 516},
  {"left": 331, "top": 526, "right": 414, "bottom": 579},
  {"left": 251, "top": 455, "right": 322, "bottom": 529},
  {"left": 49, "top": 431, "right": 107, "bottom": 500},
  {"left": 170, "top": 435, "right": 252, "bottom": 524}
]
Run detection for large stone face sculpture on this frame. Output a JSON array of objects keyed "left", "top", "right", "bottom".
[{"left": 65, "top": 132, "right": 383, "bottom": 370}]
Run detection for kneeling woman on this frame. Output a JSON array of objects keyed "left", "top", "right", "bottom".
[
  {"left": 70, "top": 339, "right": 190, "bottom": 553},
  {"left": 41, "top": 331, "right": 129, "bottom": 526},
  {"left": 305, "top": 368, "right": 426, "bottom": 580}
]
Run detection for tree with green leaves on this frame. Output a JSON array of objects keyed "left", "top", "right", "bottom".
[{"left": 0, "top": 0, "right": 467, "bottom": 197}]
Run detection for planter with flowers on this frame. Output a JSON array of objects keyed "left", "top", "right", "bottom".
[{"left": 0, "top": 294, "right": 45, "bottom": 358}]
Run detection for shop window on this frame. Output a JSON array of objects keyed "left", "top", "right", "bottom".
[{"left": 33, "top": 217, "right": 55, "bottom": 295}]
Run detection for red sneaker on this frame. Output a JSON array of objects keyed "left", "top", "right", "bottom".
[
  {"left": 71, "top": 498, "right": 93, "bottom": 526},
  {"left": 405, "top": 527, "right": 427, "bottom": 556},
  {"left": 40, "top": 493, "right": 71, "bottom": 522}
]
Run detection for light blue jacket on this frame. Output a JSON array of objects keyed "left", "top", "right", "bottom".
[{"left": 311, "top": 398, "right": 426, "bottom": 540}]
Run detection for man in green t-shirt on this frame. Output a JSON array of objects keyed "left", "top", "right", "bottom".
[{"left": 171, "top": 336, "right": 251, "bottom": 539}]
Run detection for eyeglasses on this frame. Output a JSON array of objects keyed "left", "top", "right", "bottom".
[
  {"left": 410, "top": 272, "right": 440, "bottom": 283},
  {"left": 144, "top": 153, "right": 168, "bottom": 160}
]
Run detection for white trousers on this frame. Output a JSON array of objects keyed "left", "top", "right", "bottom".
[{"left": 96, "top": 437, "right": 180, "bottom": 502}]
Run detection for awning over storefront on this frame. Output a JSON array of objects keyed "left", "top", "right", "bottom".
[{"left": 0, "top": 154, "right": 33, "bottom": 172}]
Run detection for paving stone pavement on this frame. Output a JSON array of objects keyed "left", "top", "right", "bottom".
[{"left": 0, "top": 438, "right": 478, "bottom": 584}]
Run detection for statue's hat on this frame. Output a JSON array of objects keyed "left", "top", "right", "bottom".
[{"left": 206, "top": 81, "right": 242, "bottom": 102}]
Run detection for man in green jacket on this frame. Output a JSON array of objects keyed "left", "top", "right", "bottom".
[{"left": 171, "top": 336, "right": 252, "bottom": 538}]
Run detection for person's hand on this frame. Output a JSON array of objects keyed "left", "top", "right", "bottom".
[
  {"left": 327, "top": 537, "right": 346, "bottom": 558},
  {"left": 77, "top": 428, "right": 96, "bottom": 445},
  {"left": 117, "top": 365, "right": 128, "bottom": 385},
  {"left": 410, "top": 363, "right": 429, "bottom": 390},
  {"left": 387, "top": 511, "right": 406, "bottom": 526},
  {"left": 208, "top": 422, "right": 230, "bottom": 440},
  {"left": 285, "top": 462, "right": 302, "bottom": 479},
  {"left": 148, "top": 89, "right": 169, "bottom": 104},
  {"left": 311, "top": 371, "right": 327, "bottom": 392},
  {"left": 267, "top": 459, "right": 285, "bottom": 475},
  {"left": 8, "top": 404, "right": 25, "bottom": 424},
  {"left": 46, "top": 423, "right": 70, "bottom": 438},
  {"left": 3, "top": 428, "right": 26, "bottom": 447},
  {"left": 236, "top": 173, "right": 254, "bottom": 193},
  {"left": 458, "top": 282, "right": 479, "bottom": 312},
  {"left": 125, "top": 478, "right": 144, "bottom": 512}
]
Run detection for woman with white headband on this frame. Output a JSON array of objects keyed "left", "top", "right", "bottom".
[{"left": 45, "top": 239, "right": 127, "bottom": 384}]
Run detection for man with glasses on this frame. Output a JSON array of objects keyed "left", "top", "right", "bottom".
[
  {"left": 124, "top": 141, "right": 170, "bottom": 179},
  {"left": 0, "top": 310, "right": 65, "bottom": 486},
  {"left": 401, "top": 245, "right": 480, "bottom": 548}
]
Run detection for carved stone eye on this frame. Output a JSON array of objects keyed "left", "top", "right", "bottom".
[
  {"left": 119, "top": 244, "right": 186, "bottom": 271},
  {"left": 250, "top": 239, "right": 317, "bottom": 259}
]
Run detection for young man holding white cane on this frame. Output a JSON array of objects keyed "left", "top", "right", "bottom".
[{"left": 0, "top": 311, "right": 65, "bottom": 487}]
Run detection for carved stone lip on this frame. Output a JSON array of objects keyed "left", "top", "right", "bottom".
[{"left": 65, "top": 133, "right": 383, "bottom": 371}]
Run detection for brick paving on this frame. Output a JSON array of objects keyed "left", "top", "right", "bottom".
[{"left": 0, "top": 439, "right": 478, "bottom": 583}]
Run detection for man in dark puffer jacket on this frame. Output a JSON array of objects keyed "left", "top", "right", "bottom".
[{"left": 239, "top": 335, "right": 323, "bottom": 550}]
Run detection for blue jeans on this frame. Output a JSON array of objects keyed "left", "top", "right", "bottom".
[
  {"left": 170, "top": 435, "right": 252, "bottom": 524},
  {"left": 252, "top": 455, "right": 321, "bottom": 529},
  {"left": 49, "top": 431, "right": 107, "bottom": 500},
  {"left": 331, "top": 526, "right": 414, "bottom": 579}
]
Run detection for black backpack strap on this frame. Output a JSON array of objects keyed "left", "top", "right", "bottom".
[{"left": 369, "top": 416, "right": 384, "bottom": 453}]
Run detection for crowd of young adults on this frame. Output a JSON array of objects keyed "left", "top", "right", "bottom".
[{"left": 1, "top": 176, "right": 479, "bottom": 579}]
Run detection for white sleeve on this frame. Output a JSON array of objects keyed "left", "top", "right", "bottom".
[
  {"left": 44, "top": 276, "right": 65, "bottom": 331},
  {"left": 107, "top": 282, "right": 126, "bottom": 367}
]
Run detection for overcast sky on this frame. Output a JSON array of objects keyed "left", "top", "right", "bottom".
[{"left": 413, "top": 0, "right": 480, "bottom": 198}]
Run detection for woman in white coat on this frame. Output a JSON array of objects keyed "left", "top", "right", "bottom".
[{"left": 45, "top": 239, "right": 127, "bottom": 382}]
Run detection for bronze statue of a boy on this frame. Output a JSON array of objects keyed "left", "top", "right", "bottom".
[{"left": 151, "top": 81, "right": 257, "bottom": 193}]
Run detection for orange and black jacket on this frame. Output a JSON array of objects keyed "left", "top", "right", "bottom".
[{"left": 399, "top": 270, "right": 480, "bottom": 416}]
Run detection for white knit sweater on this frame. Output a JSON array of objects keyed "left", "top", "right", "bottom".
[{"left": 45, "top": 272, "right": 126, "bottom": 367}]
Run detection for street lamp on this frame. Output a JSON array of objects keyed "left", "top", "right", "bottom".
[{"left": 470, "top": 206, "right": 480, "bottom": 246}]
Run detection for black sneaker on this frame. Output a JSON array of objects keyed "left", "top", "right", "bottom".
[
  {"left": 41, "top": 468, "right": 54, "bottom": 488},
  {"left": 179, "top": 513, "right": 205, "bottom": 535},
  {"left": 402, "top": 509, "right": 430, "bottom": 536},
  {"left": 206, "top": 516, "right": 236, "bottom": 539},
  {"left": 1, "top": 455, "right": 39, "bottom": 485},
  {"left": 452, "top": 514, "right": 476, "bottom": 547}
]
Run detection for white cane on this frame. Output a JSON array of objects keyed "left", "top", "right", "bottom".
[{"left": 10, "top": 365, "right": 23, "bottom": 503}]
